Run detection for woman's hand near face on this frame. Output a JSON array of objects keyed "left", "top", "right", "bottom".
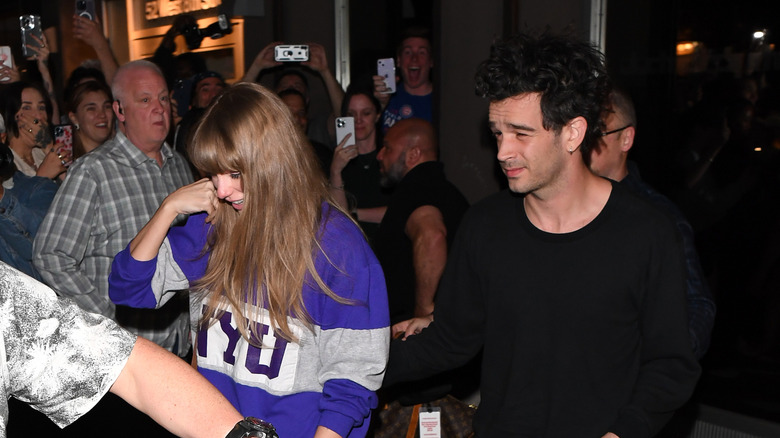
[
  {"left": 16, "top": 112, "right": 53, "bottom": 148},
  {"left": 162, "top": 178, "right": 219, "bottom": 220},
  {"left": 129, "top": 179, "right": 218, "bottom": 261}
]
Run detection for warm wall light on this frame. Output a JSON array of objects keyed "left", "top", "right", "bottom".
[{"left": 676, "top": 41, "right": 699, "bottom": 56}]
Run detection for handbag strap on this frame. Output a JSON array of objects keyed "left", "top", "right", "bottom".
[{"left": 406, "top": 404, "right": 421, "bottom": 438}]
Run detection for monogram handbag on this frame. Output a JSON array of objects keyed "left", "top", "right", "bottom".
[{"left": 372, "top": 394, "right": 477, "bottom": 438}]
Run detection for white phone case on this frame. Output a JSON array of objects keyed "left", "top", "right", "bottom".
[
  {"left": 274, "top": 45, "right": 309, "bottom": 62},
  {"left": 335, "top": 117, "right": 355, "bottom": 147},
  {"left": 377, "top": 58, "right": 396, "bottom": 94}
]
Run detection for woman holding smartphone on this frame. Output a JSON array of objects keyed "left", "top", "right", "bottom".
[
  {"left": 0, "top": 81, "right": 68, "bottom": 179},
  {"left": 109, "top": 82, "right": 389, "bottom": 438},
  {"left": 329, "top": 86, "right": 391, "bottom": 243}
]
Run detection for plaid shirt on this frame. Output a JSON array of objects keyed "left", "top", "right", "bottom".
[{"left": 33, "top": 131, "right": 194, "bottom": 356}]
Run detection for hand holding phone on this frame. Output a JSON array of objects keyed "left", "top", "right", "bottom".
[
  {"left": 54, "top": 125, "right": 74, "bottom": 165},
  {"left": 0, "top": 46, "right": 14, "bottom": 83},
  {"left": 274, "top": 45, "right": 309, "bottom": 62},
  {"left": 20, "top": 15, "right": 44, "bottom": 58},
  {"left": 75, "top": 0, "right": 97, "bottom": 20},
  {"left": 336, "top": 117, "right": 355, "bottom": 148},
  {"left": 377, "top": 58, "right": 396, "bottom": 94}
]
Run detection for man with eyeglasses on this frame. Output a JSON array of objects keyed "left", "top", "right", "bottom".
[{"left": 589, "top": 87, "right": 716, "bottom": 360}]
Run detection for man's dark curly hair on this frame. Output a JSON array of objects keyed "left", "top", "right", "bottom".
[{"left": 475, "top": 32, "right": 610, "bottom": 159}]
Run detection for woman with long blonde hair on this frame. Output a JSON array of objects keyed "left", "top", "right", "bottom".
[{"left": 109, "top": 82, "right": 390, "bottom": 438}]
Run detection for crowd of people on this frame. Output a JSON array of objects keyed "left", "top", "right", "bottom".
[{"left": 7, "top": 5, "right": 775, "bottom": 438}]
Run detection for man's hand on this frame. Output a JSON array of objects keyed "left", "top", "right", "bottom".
[
  {"left": 302, "top": 42, "right": 329, "bottom": 74},
  {"left": 171, "top": 14, "right": 198, "bottom": 35},
  {"left": 251, "top": 42, "right": 282, "bottom": 71},
  {"left": 372, "top": 75, "right": 392, "bottom": 110},
  {"left": 392, "top": 314, "right": 434, "bottom": 340}
]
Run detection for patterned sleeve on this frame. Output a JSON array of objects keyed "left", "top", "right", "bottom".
[{"left": 0, "top": 263, "right": 136, "bottom": 428}]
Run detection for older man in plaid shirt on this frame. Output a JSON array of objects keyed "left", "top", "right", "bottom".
[{"left": 33, "top": 60, "right": 193, "bottom": 358}]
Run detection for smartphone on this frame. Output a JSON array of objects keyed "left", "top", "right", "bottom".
[
  {"left": 335, "top": 117, "right": 355, "bottom": 148},
  {"left": 54, "top": 125, "right": 74, "bottom": 165},
  {"left": 20, "top": 15, "right": 44, "bottom": 58},
  {"left": 0, "top": 46, "right": 13, "bottom": 82},
  {"left": 377, "top": 58, "right": 396, "bottom": 94},
  {"left": 171, "top": 77, "right": 193, "bottom": 118},
  {"left": 274, "top": 45, "right": 309, "bottom": 62},
  {"left": 75, "top": 0, "right": 97, "bottom": 20}
]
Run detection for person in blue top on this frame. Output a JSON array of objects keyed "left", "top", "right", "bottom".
[
  {"left": 0, "top": 142, "right": 58, "bottom": 281},
  {"left": 108, "top": 82, "right": 390, "bottom": 438},
  {"left": 373, "top": 27, "right": 434, "bottom": 132}
]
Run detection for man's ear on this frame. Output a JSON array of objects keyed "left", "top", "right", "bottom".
[
  {"left": 620, "top": 126, "right": 636, "bottom": 153},
  {"left": 113, "top": 100, "right": 125, "bottom": 122},
  {"left": 565, "top": 116, "right": 587, "bottom": 153},
  {"left": 405, "top": 145, "right": 421, "bottom": 167}
]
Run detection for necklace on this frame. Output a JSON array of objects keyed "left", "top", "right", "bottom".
[{"left": 356, "top": 152, "right": 374, "bottom": 170}]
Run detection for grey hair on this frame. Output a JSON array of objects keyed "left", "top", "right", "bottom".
[{"left": 111, "top": 60, "right": 166, "bottom": 103}]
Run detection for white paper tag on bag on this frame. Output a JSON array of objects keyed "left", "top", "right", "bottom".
[{"left": 419, "top": 406, "right": 441, "bottom": 438}]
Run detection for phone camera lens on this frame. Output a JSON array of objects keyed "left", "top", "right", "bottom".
[
  {"left": 284, "top": 50, "right": 293, "bottom": 57},
  {"left": 337, "top": 120, "right": 345, "bottom": 128},
  {"left": 77, "top": 0, "right": 86, "bottom": 10}
]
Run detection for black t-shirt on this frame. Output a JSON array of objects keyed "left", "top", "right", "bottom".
[{"left": 373, "top": 161, "right": 469, "bottom": 323}]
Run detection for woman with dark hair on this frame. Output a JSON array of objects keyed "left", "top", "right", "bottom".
[
  {"left": 0, "top": 81, "right": 68, "bottom": 179},
  {"left": 109, "top": 82, "right": 389, "bottom": 438},
  {"left": 328, "top": 85, "right": 391, "bottom": 242},
  {"left": 67, "top": 80, "right": 115, "bottom": 159}
]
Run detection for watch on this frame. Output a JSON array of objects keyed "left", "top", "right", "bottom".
[{"left": 225, "top": 417, "right": 279, "bottom": 438}]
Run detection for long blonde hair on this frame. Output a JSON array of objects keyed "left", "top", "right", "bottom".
[{"left": 188, "top": 82, "right": 347, "bottom": 343}]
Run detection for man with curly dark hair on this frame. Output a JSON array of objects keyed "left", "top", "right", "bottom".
[{"left": 385, "top": 32, "right": 701, "bottom": 438}]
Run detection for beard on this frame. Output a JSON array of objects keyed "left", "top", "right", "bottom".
[{"left": 380, "top": 153, "right": 407, "bottom": 188}]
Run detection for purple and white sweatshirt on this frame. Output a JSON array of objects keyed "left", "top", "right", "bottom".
[{"left": 109, "top": 204, "right": 390, "bottom": 437}]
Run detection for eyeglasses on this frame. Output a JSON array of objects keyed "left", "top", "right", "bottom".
[{"left": 600, "top": 124, "right": 632, "bottom": 137}]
